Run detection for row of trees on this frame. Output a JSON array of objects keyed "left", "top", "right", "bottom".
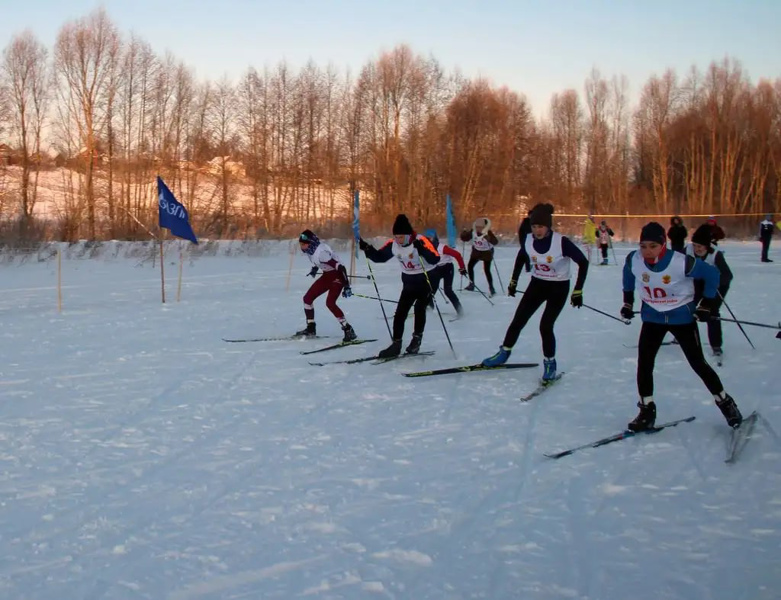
[{"left": 0, "top": 8, "right": 779, "bottom": 242}]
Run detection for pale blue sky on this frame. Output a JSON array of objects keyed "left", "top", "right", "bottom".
[{"left": 2, "top": 0, "right": 780, "bottom": 116}]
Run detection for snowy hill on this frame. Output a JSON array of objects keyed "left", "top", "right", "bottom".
[{"left": 0, "top": 240, "right": 779, "bottom": 599}]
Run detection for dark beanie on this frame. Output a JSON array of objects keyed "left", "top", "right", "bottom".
[
  {"left": 691, "top": 224, "right": 712, "bottom": 247},
  {"left": 392, "top": 214, "right": 413, "bottom": 235},
  {"left": 640, "top": 222, "right": 666, "bottom": 244},
  {"left": 529, "top": 203, "right": 554, "bottom": 228}
]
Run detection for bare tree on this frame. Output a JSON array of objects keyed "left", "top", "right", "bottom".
[
  {"left": 2, "top": 30, "right": 50, "bottom": 232},
  {"left": 53, "top": 8, "right": 120, "bottom": 238}
]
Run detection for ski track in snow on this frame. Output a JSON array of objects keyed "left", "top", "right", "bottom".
[{"left": 0, "top": 242, "right": 779, "bottom": 599}]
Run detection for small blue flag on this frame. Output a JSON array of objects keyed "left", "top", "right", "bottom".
[
  {"left": 158, "top": 176, "right": 198, "bottom": 244},
  {"left": 446, "top": 194, "right": 456, "bottom": 248},
  {"left": 352, "top": 189, "right": 360, "bottom": 257}
]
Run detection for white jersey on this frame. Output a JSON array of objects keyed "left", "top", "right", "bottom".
[
  {"left": 393, "top": 239, "right": 439, "bottom": 274},
  {"left": 471, "top": 233, "right": 493, "bottom": 252},
  {"left": 436, "top": 242, "right": 454, "bottom": 266},
  {"left": 307, "top": 242, "right": 341, "bottom": 272},
  {"left": 631, "top": 250, "right": 694, "bottom": 312},
  {"left": 526, "top": 232, "right": 571, "bottom": 281},
  {"left": 685, "top": 243, "right": 716, "bottom": 266}
]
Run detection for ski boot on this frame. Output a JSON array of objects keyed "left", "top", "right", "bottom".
[
  {"left": 464, "top": 283, "right": 475, "bottom": 292},
  {"left": 627, "top": 400, "right": 657, "bottom": 432},
  {"left": 489, "top": 286, "right": 496, "bottom": 297},
  {"left": 406, "top": 333, "right": 422, "bottom": 355},
  {"left": 542, "top": 357, "right": 557, "bottom": 382},
  {"left": 378, "top": 339, "right": 402, "bottom": 359},
  {"left": 715, "top": 393, "right": 742, "bottom": 429},
  {"left": 341, "top": 322, "right": 357, "bottom": 343},
  {"left": 295, "top": 321, "right": 317, "bottom": 338},
  {"left": 712, "top": 347, "right": 723, "bottom": 357},
  {"left": 482, "top": 346, "right": 511, "bottom": 367},
  {"left": 601, "top": 259, "right": 608, "bottom": 266}
]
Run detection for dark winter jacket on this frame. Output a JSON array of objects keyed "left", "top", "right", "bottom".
[
  {"left": 518, "top": 217, "right": 532, "bottom": 245},
  {"left": 693, "top": 248, "right": 733, "bottom": 302},
  {"left": 760, "top": 219, "right": 775, "bottom": 240},
  {"left": 667, "top": 219, "right": 688, "bottom": 252}
]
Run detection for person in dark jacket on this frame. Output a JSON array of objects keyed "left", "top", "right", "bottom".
[
  {"left": 359, "top": 214, "right": 440, "bottom": 358},
  {"left": 687, "top": 224, "right": 733, "bottom": 357},
  {"left": 759, "top": 214, "right": 775, "bottom": 262},
  {"left": 705, "top": 216, "right": 726, "bottom": 246},
  {"left": 667, "top": 216, "right": 687, "bottom": 253},
  {"left": 482, "top": 203, "right": 589, "bottom": 383}
]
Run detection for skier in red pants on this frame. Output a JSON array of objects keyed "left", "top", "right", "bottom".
[{"left": 296, "top": 230, "right": 357, "bottom": 342}]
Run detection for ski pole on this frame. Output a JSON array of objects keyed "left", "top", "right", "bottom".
[
  {"left": 439, "top": 288, "right": 450, "bottom": 305},
  {"left": 467, "top": 277, "right": 495, "bottom": 306},
  {"left": 583, "top": 302, "right": 632, "bottom": 325},
  {"left": 714, "top": 316, "right": 781, "bottom": 331},
  {"left": 717, "top": 291, "right": 755, "bottom": 350},
  {"left": 346, "top": 274, "right": 371, "bottom": 280},
  {"left": 419, "top": 257, "right": 457, "bottom": 358},
  {"left": 354, "top": 293, "right": 398, "bottom": 304},
  {"left": 491, "top": 252, "right": 504, "bottom": 290},
  {"left": 608, "top": 236, "right": 618, "bottom": 266},
  {"left": 365, "top": 255, "right": 393, "bottom": 339}
]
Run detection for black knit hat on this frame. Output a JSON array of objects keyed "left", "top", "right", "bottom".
[
  {"left": 640, "top": 222, "right": 666, "bottom": 244},
  {"left": 392, "top": 214, "right": 414, "bottom": 235},
  {"left": 529, "top": 203, "right": 554, "bottom": 228},
  {"left": 691, "top": 224, "right": 712, "bottom": 247}
]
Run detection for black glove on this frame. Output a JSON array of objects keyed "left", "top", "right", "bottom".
[
  {"left": 620, "top": 303, "right": 634, "bottom": 320},
  {"left": 412, "top": 237, "right": 425, "bottom": 252},
  {"left": 342, "top": 285, "right": 353, "bottom": 298},
  {"left": 307, "top": 266, "right": 318, "bottom": 278},
  {"left": 508, "top": 279, "right": 517, "bottom": 297},
  {"left": 358, "top": 238, "right": 370, "bottom": 251},
  {"left": 458, "top": 268, "right": 467, "bottom": 277},
  {"left": 695, "top": 298, "right": 712, "bottom": 322},
  {"left": 570, "top": 289, "right": 583, "bottom": 308}
]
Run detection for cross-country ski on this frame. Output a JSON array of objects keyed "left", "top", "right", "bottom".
[
  {"left": 544, "top": 416, "right": 697, "bottom": 459},
  {"left": 402, "top": 362, "right": 539, "bottom": 378}
]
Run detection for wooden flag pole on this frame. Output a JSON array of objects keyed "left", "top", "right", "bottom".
[
  {"left": 160, "top": 234, "right": 166, "bottom": 304},
  {"left": 176, "top": 242, "right": 184, "bottom": 302},
  {"left": 57, "top": 246, "right": 62, "bottom": 313}
]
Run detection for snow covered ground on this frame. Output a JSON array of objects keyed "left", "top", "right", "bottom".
[{"left": 0, "top": 239, "right": 779, "bottom": 600}]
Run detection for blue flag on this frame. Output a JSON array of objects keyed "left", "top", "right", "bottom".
[
  {"left": 352, "top": 189, "right": 360, "bottom": 257},
  {"left": 446, "top": 194, "right": 456, "bottom": 248},
  {"left": 158, "top": 176, "right": 198, "bottom": 244}
]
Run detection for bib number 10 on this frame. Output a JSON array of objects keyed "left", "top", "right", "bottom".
[{"left": 643, "top": 286, "right": 667, "bottom": 298}]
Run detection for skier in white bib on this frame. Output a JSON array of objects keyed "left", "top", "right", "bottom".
[
  {"left": 481, "top": 203, "right": 589, "bottom": 383},
  {"left": 620, "top": 222, "right": 742, "bottom": 432}
]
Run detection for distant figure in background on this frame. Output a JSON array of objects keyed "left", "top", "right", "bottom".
[
  {"left": 518, "top": 210, "right": 533, "bottom": 272},
  {"left": 461, "top": 217, "right": 499, "bottom": 296},
  {"left": 705, "top": 216, "right": 726, "bottom": 246},
  {"left": 582, "top": 214, "right": 597, "bottom": 263},
  {"left": 596, "top": 220, "right": 614, "bottom": 265},
  {"left": 759, "top": 214, "right": 775, "bottom": 263},
  {"left": 667, "top": 216, "right": 687, "bottom": 253}
]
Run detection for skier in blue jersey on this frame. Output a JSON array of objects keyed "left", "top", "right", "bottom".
[{"left": 620, "top": 222, "right": 743, "bottom": 432}]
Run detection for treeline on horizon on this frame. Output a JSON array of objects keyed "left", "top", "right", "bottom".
[{"left": 0, "top": 8, "right": 779, "bottom": 243}]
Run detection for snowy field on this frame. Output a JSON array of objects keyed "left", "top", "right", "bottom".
[{"left": 0, "top": 239, "right": 779, "bottom": 600}]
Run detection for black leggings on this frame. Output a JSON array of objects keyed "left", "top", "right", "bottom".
[
  {"left": 394, "top": 280, "right": 432, "bottom": 339},
  {"left": 435, "top": 263, "right": 462, "bottom": 310},
  {"left": 467, "top": 249, "right": 494, "bottom": 289},
  {"left": 502, "top": 278, "right": 569, "bottom": 357},
  {"left": 637, "top": 320, "right": 723, "bottom": 398}
]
